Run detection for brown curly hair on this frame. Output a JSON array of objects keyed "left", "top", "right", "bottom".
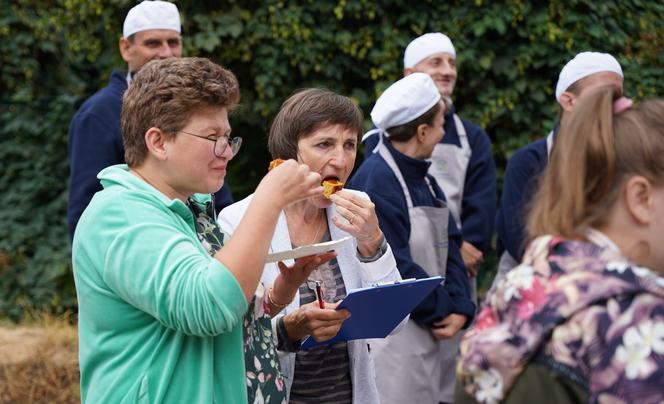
[{"left": 121, "top": 57, "right": 240, "bottom": 166}]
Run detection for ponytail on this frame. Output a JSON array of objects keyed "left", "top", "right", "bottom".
[{"left": 527, "top": 86, "right": 664, "bottom": 241}]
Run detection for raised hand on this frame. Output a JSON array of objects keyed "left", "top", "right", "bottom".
[
  {"left": 256, "top": 159, "right": 323, "bottom": 208},
  {"left": 329, "top": 190, "right": 384, "bottom": 257}
]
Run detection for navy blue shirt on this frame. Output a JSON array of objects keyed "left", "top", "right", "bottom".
[
  {"left": 67, "top": 70, "right": 233, "bottom": 240},
  {"left": 363, "top": 106, "right": 496, "bottom": 254},
  {"left": 348, "top": 140, "right": 475, "bottom": 327},
  {"left": 495, "top": 127, "right": 558, "bottom": 261}
]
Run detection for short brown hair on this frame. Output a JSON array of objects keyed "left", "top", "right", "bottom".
[
  {"left": 386, "top": 101, "right": 444, "bottom": 143},
  {"left": 528, "top": 85, "right": 664, "bottom": 241},
  {"left": 268, "top": 88, "right": 363, "bottom": 160},
  {"left": 121, "top": 57, "right": 240, "bottom": 166}
]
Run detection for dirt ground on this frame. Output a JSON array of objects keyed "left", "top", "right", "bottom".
[{"left": 0, "top": 319, "right": 80, "bottom": 403}]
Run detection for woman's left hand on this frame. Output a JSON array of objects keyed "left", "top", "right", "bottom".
[
  {"left": 330, "top": 190, "right": 383, "bottom": 257},
  {"left": 268, "top": 252, "right": 337, "bottom": 314},
  {"left": 275, "top": 252, "right": 337, "bottom": 292}
]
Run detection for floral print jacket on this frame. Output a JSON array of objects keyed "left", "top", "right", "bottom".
[
  {"left": 189, "top": 198, "right": 287, "bottom": 404},
  {"left": 457, "top": 235, "right": 664, "bottom": 404}
]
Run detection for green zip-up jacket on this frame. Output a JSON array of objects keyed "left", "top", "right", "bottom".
[{"left": 73, "top": 165, "right": 248, "bottom": 403}]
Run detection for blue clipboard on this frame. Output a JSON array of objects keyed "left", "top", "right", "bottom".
[{"left": 301, "top": 276, "right": 444, "bottom": 349}]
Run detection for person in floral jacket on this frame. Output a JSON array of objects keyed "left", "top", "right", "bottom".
[
  {"left": 190, "top": 196, "right": 336, "bottom": 404},
  {"left": 456, "top": 86, "right": 664, "bottom": 404}
]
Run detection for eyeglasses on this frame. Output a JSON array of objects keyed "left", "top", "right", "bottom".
[{"left": 178, "top": 130, "right": 243, "bottom": 157}]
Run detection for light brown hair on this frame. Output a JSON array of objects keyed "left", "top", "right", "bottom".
[
  {"left": 121, "top": 57, "right": 240, "bottom": 166},
  {"left": 386, "top": 101, "right": 443, "bottom": 143},
  {"left": 528, "top": 85, "right": 664, "bottom": 241},
  {"left": 268, "top": 88, "right": 363, "bottom": 160}
]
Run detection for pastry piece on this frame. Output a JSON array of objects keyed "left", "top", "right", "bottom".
[
  {"left": 268, "top": 159, "right": 284, "bottom": 171},
  {"left": 322, "top": 179, "right": 344, "bottom": 199}
]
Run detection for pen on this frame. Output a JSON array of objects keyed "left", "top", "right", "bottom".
[{"left": 315, "top": 281, "right": 325, "bottom": 309}]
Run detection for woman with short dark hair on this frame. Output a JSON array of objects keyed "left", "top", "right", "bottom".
[{"left": 220, "top": 88, "right": 402, "bottom": 403}]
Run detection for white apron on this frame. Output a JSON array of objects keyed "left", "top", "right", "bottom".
[
  {"left": 428, "top": 114, "right": 477, "bottom": 302},
  {"left": 373, "top": 144, "right": 460, "bottom": 404},
  {"left": 428, "top": 114, "right": 470, "bottom": 227},
  {"left": 495, "top": 131, "right": 555, "bottom": 285}
]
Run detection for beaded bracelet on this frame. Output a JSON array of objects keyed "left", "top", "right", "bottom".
[{"left": 268, "top": 286, "right": 291, "bottom": 309}]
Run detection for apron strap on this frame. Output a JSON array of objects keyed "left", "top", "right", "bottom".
[
  {"left": 361, "top": 128, "right": 381, "bottom": 143},
  {"left": 377, "top": 144, "right": 415, "bottom": 209},
  {"left": 423, "top": 176, "right": 440, "bottom": 204},
  {"left": 453, "top": 114, "right": 470, "bottom": 151},
  {"left": 362, "top": 128, "right": 388, "bottom": 155}
]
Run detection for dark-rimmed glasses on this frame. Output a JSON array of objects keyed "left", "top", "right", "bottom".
[{"left": 178, "top": 130, "right": 243, "bottom": 157}]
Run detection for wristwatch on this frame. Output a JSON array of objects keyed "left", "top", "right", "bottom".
[{"left": 357, "top": 235, "right": 388, "bottom": 263}]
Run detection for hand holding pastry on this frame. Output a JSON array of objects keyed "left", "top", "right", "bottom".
[
  {"left": 268, "top": 159, "right": 285, "bottom": 171},
  {"left": 329, "top": 190, "right": 384, "bottom": 257},
  {"left": 257, "top": 159, "right": 322, "bottom": 208}
]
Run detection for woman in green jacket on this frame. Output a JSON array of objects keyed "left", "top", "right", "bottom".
[{"left": 72, "top": 57, "right": 328, "bottom": 403}]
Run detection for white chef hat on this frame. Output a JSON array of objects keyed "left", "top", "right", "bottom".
[
  {"left": 555, "top": 51, "right": 623, "bottom": 102},
  {"left": 361, "top": 73, "right": 441, "bottom": 144},
  {"left": 404, "top": 33, "right": 456, "bottom": 69},
  {"left": 123, "top": 1, "right": 181, "bottom": 38}
]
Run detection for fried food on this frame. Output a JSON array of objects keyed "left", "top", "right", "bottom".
[
  {"left": 268, "top": 159, "right": 284, "bottom": 171},
  {"left": 322, "top": 179, "right": 344, "bottom": 199}
]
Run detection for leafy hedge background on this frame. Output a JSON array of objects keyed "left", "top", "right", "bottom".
[{"left": 1, "top": 0, "right": 662, "bottom": 320}]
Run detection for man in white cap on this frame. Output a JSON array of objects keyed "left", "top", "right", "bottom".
[
  {"left": 350, "top": 73, "right": 475, "bottom": 404},
  {"left": 494, "top": 51, "right": 623, "bottom": 278},
  {"left": 364, "top": 32, "right": 497, "bottom": 292},
  {"left": 67, "top": 1, "right": 233, "bottom": 240}
]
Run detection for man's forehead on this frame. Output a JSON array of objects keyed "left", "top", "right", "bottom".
[
  {"left": 134, "top": 29, "right": 181, "bottom": 41},
  {"left": 419, "top": 52, "right": 455, "bottom": 64}
]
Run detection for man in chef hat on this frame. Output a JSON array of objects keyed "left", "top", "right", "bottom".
[
  {"left": 119, "top": 1, "right": 183, "bottom": 75},
  {"left": 67, "top": 1, "right": 233, "bottom": 241},
  {"left": 494, "top": 51, "right": 624, "bottom": 280},
  {"left": 363, "top": 33, "right": 497, "bottom": 299},
  {"left": 350, "top": 72, "right": 475, "bottom": 404}
]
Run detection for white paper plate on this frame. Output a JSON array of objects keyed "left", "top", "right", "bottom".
[{"left": 265, "top": 236, "right": 352, "bottom": 263}]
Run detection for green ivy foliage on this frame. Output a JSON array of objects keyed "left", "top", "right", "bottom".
[{"left": 1, "top": 0, "right": 662, "bottom": 319}]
